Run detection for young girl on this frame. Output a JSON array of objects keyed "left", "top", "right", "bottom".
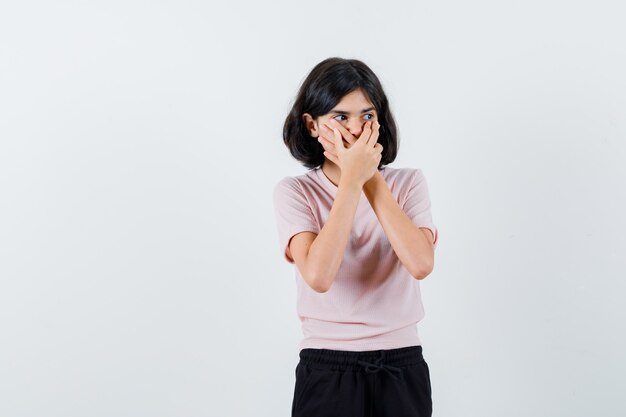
[{"left": 273, "top": 57, "right": 438, "bottom": 417}]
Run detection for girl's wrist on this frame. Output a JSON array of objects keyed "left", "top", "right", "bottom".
[{"left": 363, "top": 169, "right": 384, "bottom": 193}]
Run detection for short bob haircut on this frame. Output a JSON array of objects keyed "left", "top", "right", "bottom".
[{"left": 282, "top": 57, "right": 399, "bottom": 170}]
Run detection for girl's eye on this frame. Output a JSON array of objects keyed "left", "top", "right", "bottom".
[{"left": 333, "top": 114, "right": 376, "bottom": 121}]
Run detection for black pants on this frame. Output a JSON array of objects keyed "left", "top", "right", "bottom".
[{"left": 292, "top": 345, "right": 432, "bottom": 417}]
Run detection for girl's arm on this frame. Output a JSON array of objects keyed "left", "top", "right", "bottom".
[
  {"left": 363, "top": 171, "right": 435, "bottom": 280},
  {"left": 289, "top": 180, "right": 363, "bottom": 293}
]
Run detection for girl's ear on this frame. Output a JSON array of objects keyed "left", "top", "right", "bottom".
[{"left": 302, "top": 113, "right": 319, "bottom": 138}]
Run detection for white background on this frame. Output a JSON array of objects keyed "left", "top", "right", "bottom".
[{"left": 1, "top": 1, "right": 625, "bottom": 416}]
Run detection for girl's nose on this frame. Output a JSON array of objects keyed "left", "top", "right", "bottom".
[{"left": 347, "top": 120, "right": 364, "bottom": 136}]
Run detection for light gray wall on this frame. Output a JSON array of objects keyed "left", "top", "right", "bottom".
[{"left": 1, "top": 1, "right": 624, "bottom": 416}]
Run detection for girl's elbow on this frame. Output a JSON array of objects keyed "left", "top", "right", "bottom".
[
  {"left": 412, "top": 261, "right": 434, "bottom": 280},
  {"left": 306, "top": 274, "right": 331, "bottom": 293}
]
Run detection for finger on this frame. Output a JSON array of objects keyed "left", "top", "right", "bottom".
[
  {"left": 318, "top": 135, "right": 339, "bottom": 158},
  {"left": 329, "top": 124, "right": 346, "bottom": 152},
  {"left": 357, "top": 120, "right": 373, "bottom": 145},
  {"left": 320, "top": 124, "right": 350, "bottom": 147},
  {"left": 367, "top": 120, "right": 380, "bottom": 147},
  {"left": 321, "top": 124, "right": 351, "bottom": 148},
  {"left": 319, "top": 135, "right": 338, "bottom": 155},
  {"left": 329, "top": 119, "right": 357, "bottom": 145},
  {"left": 323, "top": 150, "right": 340, "bottom": 165},
  {"left": 323, "top": 123, "right": 354, "bottom": 147}
]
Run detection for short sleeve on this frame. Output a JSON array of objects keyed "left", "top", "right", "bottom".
[
  {"left": 272, "top": 177, "right": 321, "bottom": 264},
  {"left": 402, "top": 168, "right": 439, "bottom": 249}
]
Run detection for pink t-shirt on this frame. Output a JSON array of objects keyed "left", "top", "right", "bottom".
[{"left": 272, "top": 165, "right": 438, "bottom": 351}]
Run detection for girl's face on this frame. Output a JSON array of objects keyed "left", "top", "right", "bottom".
[{"left": 303, "top": 89, "right": 378, "bottom": 142}]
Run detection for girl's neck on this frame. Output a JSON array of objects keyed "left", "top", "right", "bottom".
[{"left": 321, "top": 160, "right": 341, "bottom": 188}]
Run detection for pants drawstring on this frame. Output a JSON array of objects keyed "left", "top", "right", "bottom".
[{"left": 356, "top": 350, "right": 402, "bottom": 380}]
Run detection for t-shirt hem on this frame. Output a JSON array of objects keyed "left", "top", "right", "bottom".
[{"left": 299, "top": 336, "right": 422, "bottom": 352}]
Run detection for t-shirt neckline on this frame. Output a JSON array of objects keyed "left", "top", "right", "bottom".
[{"left": 315, "top": 166, "right": 338, "bottom": 192}]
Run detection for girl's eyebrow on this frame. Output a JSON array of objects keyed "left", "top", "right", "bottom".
[{"left": 330, "top": 107, "right": 376, "bottom": 115}]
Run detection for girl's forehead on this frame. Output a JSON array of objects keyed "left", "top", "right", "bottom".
[
  {"left": 334, "top": 90, "right": 374, "bottom": 110},
  {"left": 338, "top": 89, "right": 371, "bottom": 102},
  {"left": 328, "top": 105, "right": 376, "bottom": 115}
]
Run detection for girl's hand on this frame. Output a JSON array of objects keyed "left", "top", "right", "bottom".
[
  {"left": 319, "top": 122, "right": 355, "bottom": 153},
  {"left": 318, "top": 119, "right": 383, "bottom": 188}
]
